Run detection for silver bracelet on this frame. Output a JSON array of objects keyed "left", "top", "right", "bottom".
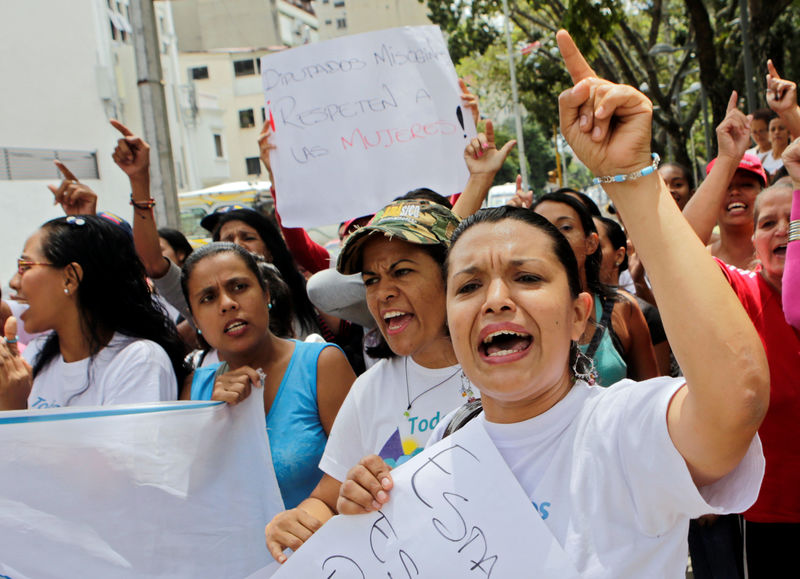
[
  {"left": 591, "top": 153, "right": 660, "bottom": 185},
  {"left": 790, "top": 219, "right": 800, "bottom": 243}
]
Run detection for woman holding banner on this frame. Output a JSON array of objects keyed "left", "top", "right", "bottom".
[
  {"left": 335, "top": 31, "right": 767, "bottom": 578},
  {"left": 179, "top": 242, "right": 356, "bottom": 510}
]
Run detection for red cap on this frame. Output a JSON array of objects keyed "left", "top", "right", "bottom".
[{"left": 706, "top": 153, "right": 767, "bottom": 186}]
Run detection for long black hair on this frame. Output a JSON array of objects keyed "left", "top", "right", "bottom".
[
  {"left": 31, "top": 216, "right": 188, "bottom": 391},
  {"left": 158, "top": 227, "right": 193, "bottom": 265},
  {"left": 531, "top": 192, "right": 618, "bottom": 303},
  {"left": 211, "top": 210, "right": 317, "bottom": 334}
]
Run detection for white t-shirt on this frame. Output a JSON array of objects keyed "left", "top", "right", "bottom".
[
  {"left": 319, "top": 355, "right": 478, "bottom": 480},
  {"left": 761, "top": 150, "right": 784, "bottom": 176},
  {"left": 428, "top": 377, "right": 764, "bottom": 579},
  {"left": 24, "top": 333, "right": 178, "bottom": 408}
]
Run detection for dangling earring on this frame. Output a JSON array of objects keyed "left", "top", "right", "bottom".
[
  {"left": 268, "top": 303, "right": 273, "bottom": 310},
  {"left": 459, "top": 370, "right": 476, "bottom": 403},
  {"left": 572, "top": 345, "right": 597, "bottom": 385}
]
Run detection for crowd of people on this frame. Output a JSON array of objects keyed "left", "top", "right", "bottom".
[{"left": 0, "top": 29, "right": 797, "bottom": 578}]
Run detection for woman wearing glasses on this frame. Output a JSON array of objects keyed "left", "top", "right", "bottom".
[{"left": 0, "top": 215, "right": 188, "bottom": 410}]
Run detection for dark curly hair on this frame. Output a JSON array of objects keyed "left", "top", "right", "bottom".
[
  {"left": 31, "top": 216, "right": 188, "bottom": 396},
  {"left": 212, "top": 210, "right": 317, "bottom": 334}
]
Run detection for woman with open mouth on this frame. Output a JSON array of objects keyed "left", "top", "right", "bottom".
[
  {"left": 1, "top": 215, "right": 188, "bottom": 410},
  {"left": 263, "top": 198, "right": 480, "bottom": 564},
  {"left": 336, "top": 31, "right": 768, "bottom": 578}
]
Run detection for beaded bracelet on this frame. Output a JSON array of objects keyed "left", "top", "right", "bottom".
[
  {"left": 130, "top": 195, "right": 157, "bottom": 210},
  {"left": 591, "top": 153, "right": 660, "bottom": 186},
  {"left": 790, "top": 219, "right": 800, "bottom": 243}
]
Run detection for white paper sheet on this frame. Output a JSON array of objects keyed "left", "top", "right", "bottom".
[
  {"left": 266, "top": 418, "right": 581, "bottom": 578},
  {"left": 261, "top": 25, "right": 475, "bottom": 227},
  {"left": 0, "top": 394, "right": 283, "bottom": 578}
]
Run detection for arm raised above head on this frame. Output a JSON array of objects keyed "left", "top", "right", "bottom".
[{"left": 556, "top": 30, "right": 768, "bottom": 486}]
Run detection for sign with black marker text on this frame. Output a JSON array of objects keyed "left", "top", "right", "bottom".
[
  {"left": 261, "top": 25, "right": 475, "bottom": 227},
  {"left": 265, "top": 418, "right": 581, "bottom": 578}
]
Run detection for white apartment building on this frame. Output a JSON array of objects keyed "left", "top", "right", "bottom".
[
  {"left": 173, "top": 0, "right": 318, "bottom": 184},
  {"left": 0, "top": 0, "right": 211, "bottom": 285}
]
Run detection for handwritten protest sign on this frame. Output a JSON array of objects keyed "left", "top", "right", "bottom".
[
  {"left": 0, "top": 394, "right": 283, "bottom": 578},
  {"left": 266, "top": 418, "right": 581, "bottom": 578},
  {"left": 262, "top": 25, "right": 476, "bottom": 227}
]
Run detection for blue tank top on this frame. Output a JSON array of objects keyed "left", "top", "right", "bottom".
[
  {"left": 579, "top": 295, "right": 627, "bottom": 387},
  {"left": 191, "top": 340, "right": 341, "bottom": 509}
]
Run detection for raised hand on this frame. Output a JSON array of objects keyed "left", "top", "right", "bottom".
[
  {"left": 507, "top": 174, "right": 534, "bottom": 209},
  {"left": 459, "top": 78, "right": 480, "bottom": 126},
  {"left": 257, "top": 120, "right": 276, "bottom": 179},
  {"left": 766, "top": 60, "right": 797, "bottom": 115},
  {"left": 337, "top": 454, "right": 393, "bottom": 515},
  {"left": 48, "top": 161, "right": 98, "bottom": 215},
  {"left": 463, "top": 119, "right": 516, "bottom": 177},
  {"left": 715, "top": 91, "right": 752, "bottom": 162},
  {"left": 782, "top": 137, "right": 800, "bottom": 187},
  {"left": 0, "top": 317, "right": 32, "bottom": 410},
  {"left": 556, "top": 30, "right": 653, "bottom": 178},
  {"left": 110, "top": 119, "right": 150, "bottom": 179}
]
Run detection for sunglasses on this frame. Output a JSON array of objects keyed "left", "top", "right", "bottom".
[{"left": 17, "top": 259, "right": 54, "bottom": 275}]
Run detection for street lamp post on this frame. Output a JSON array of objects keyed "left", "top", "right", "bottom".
[{"left": 500, "top": 0, "right": 529, "bottom": 191}]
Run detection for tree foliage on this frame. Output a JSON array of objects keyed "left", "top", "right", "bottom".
[{"left": 422, "top": 0, "right": 799, "bottom": 179}]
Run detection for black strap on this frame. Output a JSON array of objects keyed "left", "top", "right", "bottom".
[
  {"left": 443, "top": 399, "right": 484, "bottom": 438},
  {"left": 585, "top": 296, "right": 617, "bottom": 359}
]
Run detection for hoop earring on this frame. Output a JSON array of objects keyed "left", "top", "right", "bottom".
[{"left": 572, "top": 346, "right": 597, "bottom": 386}]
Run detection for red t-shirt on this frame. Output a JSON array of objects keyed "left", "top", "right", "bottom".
[{"left": 718, "top": 259, "right": 800, "bottom": 522}]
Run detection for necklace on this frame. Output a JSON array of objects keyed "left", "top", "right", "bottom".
[{"left": 402, "top": 357, "right": 472, "bottom": 418}]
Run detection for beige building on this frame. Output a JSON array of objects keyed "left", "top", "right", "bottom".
[
  {"left": 180, "top": 48, "right": 281, "bottom": 184},
  {"left": 313, "top": 0, "right": 432, "bottom": 40}
]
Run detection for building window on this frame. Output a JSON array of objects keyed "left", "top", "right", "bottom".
[
  {"left": 233, "top": 59, "right": 256, "bottom": 77},
  {"left": 336, "top": 17, "right": 347, "bottom": 29},
  {"left": 245, "top": 157, "right": 261, "bottom": 175},
  {"left": 261, "top": 107, "right": 267, "bottom": 124},
  {"left": 191, "top": 66, "right": 209, "bottom": 80},
  {"left": 334, "top": 0, "right": 345, "bottom": 7},
  {"left": 214, "top": 134, "right": 224, "bottom": 158},
  {"left": 110, "top": 19, "right": 117, "bottom": 40},
  {"left": 325, "top": 19, "right": 332, "bottom": 25},
  {"left": 239, "top": 109, "right": 255, "bottom": 128}
]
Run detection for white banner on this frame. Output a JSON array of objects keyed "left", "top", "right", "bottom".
[
  {"left": 262, "top": 25, "right": 475, "bottom": 227},
  {"left": 0, "top": 394, "right": 283, "bottom": 578},
  {"left": 264, "top": 418, "right": 581, "bottom": 578}
]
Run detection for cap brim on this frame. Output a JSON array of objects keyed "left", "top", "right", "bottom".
[
  {"left": 336, "top": 227, "right": 381, "bottom": 275},
  {"left": 200, "top": 212, "right": 220, "bottom": 232}
]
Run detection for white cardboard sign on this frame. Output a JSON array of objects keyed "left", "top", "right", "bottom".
[
  {"left": 261, "top": 25, "right": 475, "bottom": 227},
  {"left": 265, "top": 418, "right": 581, "bottom": 578},
  {"left": 0, "top": 394, "right": 283, "bottom": 578}
]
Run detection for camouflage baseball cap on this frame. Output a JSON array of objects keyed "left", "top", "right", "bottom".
[{"left": 336, "top": 199, "right": 461, "bottom": 275}]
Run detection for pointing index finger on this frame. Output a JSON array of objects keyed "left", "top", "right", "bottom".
[
  {"left": 557, "top": 29, "right": 596, "bottom": 84},
  {"left": 53, "top": 160, "right": 78, "bottom": 182},
  {"left": 767, "top": 59, "right": 780, "bottom": 80},
  {"left": 110, "top": 118, "right": 134, "bottom": 137},
  {"left": 726, "top": 91, "right": 738, "bottom": 114}
]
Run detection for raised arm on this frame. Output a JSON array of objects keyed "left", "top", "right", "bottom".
[
  {"left": 557, "top": 30, "right": 768, "bottom": 485},
  {"left": 257, "top": 121, "right": 330, "bottom": 274},
  {"left": 451, "top": 120, "right": 516, "bottom": 218},
  {"left": 110, "top": 120, "right": 170, "bottom": 279},
  {"left": 48, "top": 161, "right": 98, "bottom": 215},
  {"left": 682, "top": 92, "right": 751, "bottom": 244},
  {"left": 782, "top": 139, "right": 800, "bottom": 329},
  {"left": 767, "top": 60, "right": 800, "bottom": 140}
]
